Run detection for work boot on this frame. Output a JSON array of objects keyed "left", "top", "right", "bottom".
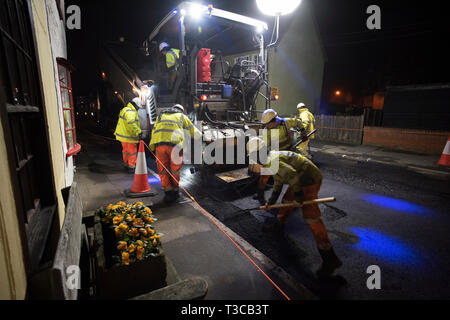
[
  {"left": 316, "top": 248, "right": 343, "bottom": 278},
  {"left": 171, "top": 190, "right": 180, "bottom": 202},
  {"left": 163, "top": 191, "right": 175, "bottom": 203}
]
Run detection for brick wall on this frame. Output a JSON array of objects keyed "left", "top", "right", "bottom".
[{"left": 363, "top": 127, "right": 450, "bottom": 155}]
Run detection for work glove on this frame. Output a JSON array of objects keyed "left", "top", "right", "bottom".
[{"left": 252, "top": 189, "right": 266, "bottom": 205}]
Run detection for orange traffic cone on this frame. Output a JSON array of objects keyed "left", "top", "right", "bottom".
[
  {"left": 438, "top": 137, "right": 450, "bottom": 166},
  {"left": 124, "top": 141, "right": 156, "bottom": 198}
]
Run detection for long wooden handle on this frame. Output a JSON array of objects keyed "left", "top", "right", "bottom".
[{"left": 258, "top": 197, "right": 336, "bottom": 210}]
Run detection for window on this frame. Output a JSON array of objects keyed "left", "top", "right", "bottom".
[{"left": 57, "top": 57, "right": 81, "bottom": 157}]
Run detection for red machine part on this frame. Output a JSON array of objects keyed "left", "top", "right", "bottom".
[{"left": 197, "top": 48, "right": 211, "bottom": 83}]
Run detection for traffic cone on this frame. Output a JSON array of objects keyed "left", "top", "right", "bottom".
[
  {"left": 438, "top": 136, "right": 450, "bottom": 166},
  {"left": 124, "top": 141, "right": 156, "bottom": 198}
]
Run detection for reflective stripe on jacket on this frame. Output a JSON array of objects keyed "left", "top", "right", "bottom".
[
  {"left": 263, "top": 118, "right": 305, "bottom": 151},
  {"left": 263, "top": 151, "right": 322, "bottom": 193},
  {"left": 149, "top": 111, "right": 201, "bottom": 151},
  {"left": 166, "top": 49, "right": 180, "bottom": 69},
  {"left": 298, "top": 108, "right": 315, "bottom": 139},
  {"left": 114, "top": 103, "right": 142, "bottom": 143}
]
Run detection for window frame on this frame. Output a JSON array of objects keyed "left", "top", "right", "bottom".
[{"left": 56, "top": 57, "right": 80, "bottom": 157}]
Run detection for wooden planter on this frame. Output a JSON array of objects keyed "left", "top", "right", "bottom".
[{"left": 93, "top": 218, "right": 167, "bottom": 299}]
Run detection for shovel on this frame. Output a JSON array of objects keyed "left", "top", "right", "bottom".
[{"left": 245, "top": 197, "right": 336, "bottom": 212}]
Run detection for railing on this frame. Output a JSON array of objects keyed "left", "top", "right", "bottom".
[{"left": 314, "top": 114, "right": 365, "bottom": 145}]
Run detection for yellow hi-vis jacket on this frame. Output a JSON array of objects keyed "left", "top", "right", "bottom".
[
  {"left": 166, "top": 49, "right": 180, "bottom": 69},
  {"left": 149, "top": 111, "right": 202, "bottom": 151},
  {"left": 263, "top": 118, "right": 306, "bottom": 151},
  {"left": 114, "top": 103, "right": 142, "bottom": 143},
  {"left": 263, "top": 151, "right": 322, "bottom": 193},
  {"left": 298, "top": 108, "right": 315, "bottom": 139}
]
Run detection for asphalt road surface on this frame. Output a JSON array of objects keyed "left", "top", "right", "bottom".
[{"left": 177, "top": 151, "right": 450, "bottom": 300}]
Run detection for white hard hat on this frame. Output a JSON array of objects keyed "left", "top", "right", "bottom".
[
  {"left": 173, "top": 104, "right": 185, "bottom": 113},
  {"left": 297, "top": 102, "right": 306, "bottom": 109},
  {"left": 246, "top": 137, "right": 266, "bottom": 154},
  {"left": 159, "top": 42, "right": 170, "bottom": 52},
  {"left": 132, "top": 97, "right": 142, "bottom": 108},
  {"left": 261, "top": 109, "right": 278, "bottom": 124}
]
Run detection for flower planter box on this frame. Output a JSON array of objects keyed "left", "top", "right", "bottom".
[{"left": 93, "top": 217, "right": 167, "bottom": 299}]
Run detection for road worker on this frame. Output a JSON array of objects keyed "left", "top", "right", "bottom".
[
  {"left": 296, "top": 102, "right": 316, "bottom": 159},
  {"left": 159, "top": 42, "right": 180, "bottom": 91},
  {"left": 149, "top": 104, "right": 202, "bottom": 203},
  {"left": 254, "top": 109, "right": 307, "bottom": 203},
  {"left": 247, "top": 137, "right": 342, "bottom": 278},
  {"left": 114, "top": 97, "right": 143, "bottom": 173},
  {"left": 261, "top": 109, "right": 306, "bottom": 151}
]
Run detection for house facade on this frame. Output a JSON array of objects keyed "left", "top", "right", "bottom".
[{"left": 0, "top": 0, "right": 79, "bottom": 299}]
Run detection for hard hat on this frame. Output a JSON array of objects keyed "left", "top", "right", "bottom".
[
  {"left": 261, "top": 109, "right": 278, "bottom": 124},
  {"left": 297, "top": 102, "right": 306, "bottom": 109},
  {"left": 173, "top": 104, "right": 185, "bottom": 113},
  {"left": 246, "top": 137, "right": 266, "bottom": 154},
  {"left": 132, "top": 97, "right": 142, "bottom": 109},
  {"left": 159, "top": 42, "right": 170, "bottom": 52}
]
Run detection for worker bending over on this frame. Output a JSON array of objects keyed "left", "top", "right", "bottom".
[
  {"left": 254, "top": 109, "right": 307, "bottom": 203},
  {"left": 149, "top": 104, "right": 202, "bottom": 203},
  {"left": 114, "top": 97, "right": 143, "bottom": 173},
  {"left": 248, "top": 137, "right": 342, "bottom": 277},
  {"left": 296, "top": 102, "right": 316, "bottom": 159}
]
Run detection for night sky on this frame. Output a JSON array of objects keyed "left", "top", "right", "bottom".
[{"left": 66, "top": 0, "right": 450, "bottom": 101}]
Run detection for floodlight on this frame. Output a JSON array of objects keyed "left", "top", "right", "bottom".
[
  {"left": 189, "top": 3, "right": 206, "bottom": 20},
  {"left": 256, "top": 0, "right": 302, "bottom": 16}
]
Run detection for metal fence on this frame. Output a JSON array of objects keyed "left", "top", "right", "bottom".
[{"left": 314, "top": 114, "right": 364, "bottom": 145}]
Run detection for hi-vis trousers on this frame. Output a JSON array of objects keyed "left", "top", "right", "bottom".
[
  {"left": 279, "top": 181, "right": 332, "bottom": 250},
  {"left": 121, "top": 142, "right": 138, "bottom": 168},
  {"left": 155, "top": 145, "right": 182, "bottom": 192}
]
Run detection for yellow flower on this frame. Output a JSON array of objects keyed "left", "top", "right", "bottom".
[
  {"left": 115, "top": 227, "right": 123, "bottom": 237},
  {"left": 133, "top": 218, "right": 144, "bottom": 227},
  {"left": 146, "top": 227, "right": 155, "bottom": 235},
  {"left": 144, "top": 216, "right": 154, "bottom": 224},
  {"left": 117, "top": 201, "right": 126, "bottom": 207},
  {"left": 139, "top": 228, "right": 148, "bottom": 236},
  {"left": 129, "top": 228, "right": 139, "bottom": 238},
  {"left": 135, "top": 202, "right": 144, "bottom": 207},
  {"left": 128, "top": 243, "right": 136, "bottom": 253},
  {"left": 106, "top": 204, "right": 113, "bottom": 211},
  {"left": 117, "top": 241, "right": 127, "bottom": 251},
  {"left": 136, "top": 246, "right": 145, "bottom": 260},
  {"left": 113, "top": 215, "right": 124, "bottom": 225},
  {"left": 122, "top": 252, "right": 130, "bottom": 265},
  {"left": 152, "top": 239, "right": 158, "bottom": 246},
  {"left": 136, "top": 240, "right": 144, "bottom": 247},
  {"left": 144, "top": 207, "right": 152, "bottom": 214},
  {"left": 118, "top": 223, "right": 129, "bottom": 231}
]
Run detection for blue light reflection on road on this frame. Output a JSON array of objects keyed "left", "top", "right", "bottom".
[
  {"left": 362, "top": 194, "right": 432, "bottom": 216},
  {"left": 349, "top": 227, "right": 424, "bottom": 267}
]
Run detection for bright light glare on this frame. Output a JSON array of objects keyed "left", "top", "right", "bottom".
[
  {"left": 256, "top": 0, "right": 302, "bottom": 16},
  {"left": 180, "top": 8, "right": 187, "bottom": 16},
  {"left": 256, "top": 24, "right": 264, "bottom": 33},
  {"left": 189, "top": 3, "right": 206, "bottom": 20}
]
